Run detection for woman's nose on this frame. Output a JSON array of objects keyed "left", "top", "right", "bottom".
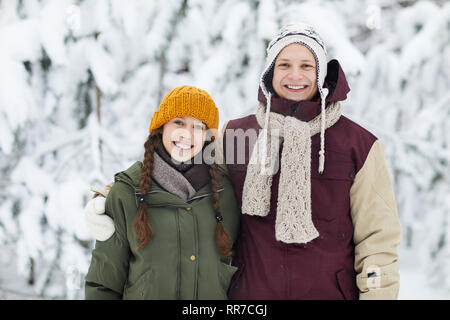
[
  {"left": 172, "top": 128, "right": 192, "bottom": 143},
  {"left": 179, "top": 132, "right": 192, "bottom": 142}
]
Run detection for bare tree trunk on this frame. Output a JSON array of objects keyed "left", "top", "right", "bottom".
[{"left": 28, "top": 258, "right": 35, "bottom": 285}]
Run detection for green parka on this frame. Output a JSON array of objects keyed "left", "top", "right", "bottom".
[{"left": 85, "top": 161, "right": 241, "bottom": 300}]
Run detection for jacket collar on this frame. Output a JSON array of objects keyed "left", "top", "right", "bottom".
[
  {"left": 115, "top": 161, "right": 214, "bottom": 207},
  {"left": 257, "top": 59, "right": 350, "bottom": 122},
  {"left": 156, "top": 143, "right": 211, "bottom": 192}
]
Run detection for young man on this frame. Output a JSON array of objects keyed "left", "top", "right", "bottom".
[{"left": 222, "top": 23, "right": 401, "bottom": 300}]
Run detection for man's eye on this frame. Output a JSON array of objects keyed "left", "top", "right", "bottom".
[{"left": 303, "top": 64, "right": 314, "bottom": 69}]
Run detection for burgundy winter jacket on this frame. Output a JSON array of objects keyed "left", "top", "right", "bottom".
[{"left": 224, "top": 60, "right": 379, "bottom": 300}]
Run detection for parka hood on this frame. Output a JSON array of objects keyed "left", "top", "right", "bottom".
[{"left": 114, "top": 161, "right": 142, "bottom": 190}]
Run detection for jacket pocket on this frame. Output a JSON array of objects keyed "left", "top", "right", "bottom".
[
  {"left": 217, "top": 261, "right": 238, "bottom": 297},
  {"left": 311, "top": 161, "right": 355, "bottom": 181},
  {"left": 310, "top": 151, "right": 355, "bottom": 223},
  {"left": 336, "top": 269, "right": 358, "bottom": 300},
  {"left": 123, "top": 268, "right": 154, "bottom": 300},
  {"left": 311, "top": 145, "right": 355, "bottom": 181}
]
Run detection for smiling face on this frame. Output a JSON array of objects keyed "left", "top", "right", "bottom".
[
  {"left": 162, "top": 117, "right": 207, "bottom": 162},
  {"left": 272, "top": 43, "right": 318, "bottom": 101}
]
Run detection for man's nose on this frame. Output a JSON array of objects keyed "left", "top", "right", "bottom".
[{"left": 288, "top": 67, "right": 305, "bottom": 80}]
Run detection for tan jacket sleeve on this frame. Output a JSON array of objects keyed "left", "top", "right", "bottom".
[{"left": 350, "top": 140, "right": 402, "bottom": 300}]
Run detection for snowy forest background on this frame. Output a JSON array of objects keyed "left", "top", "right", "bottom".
[{"left": 0, "top": 0, "right": 449, "bottom": 299}]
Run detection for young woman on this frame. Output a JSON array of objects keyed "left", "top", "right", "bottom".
[{"left": 84, "top": 86, "right": 240, "bottom": 300}]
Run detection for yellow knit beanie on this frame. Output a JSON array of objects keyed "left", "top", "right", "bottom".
[{"left": 149, "top": 86, "right": 219, "bottom": 132}]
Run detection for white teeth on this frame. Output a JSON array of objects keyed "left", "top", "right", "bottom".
[
  {"left": 287, "top": 85, "right": 306, "bottom": 90},
  {"left": 174, "top": 142, "right": 191, "bottom": 150}
]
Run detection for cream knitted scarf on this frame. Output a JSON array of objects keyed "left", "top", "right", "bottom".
[{"left": 241, "top": 101, "right": 342, "bottom": 244}]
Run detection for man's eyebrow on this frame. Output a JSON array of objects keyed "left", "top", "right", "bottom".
[{"left": 276, "top": 58, "right": 315, "bottom": 63}]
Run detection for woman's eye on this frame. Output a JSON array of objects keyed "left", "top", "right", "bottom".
[
  {"left": 303, "top": 64, "right": 314, "bottom": 69},
  {"left": 194, "top": 125, "right": 205, "bottom": 130},
  {"left": 174, "top": 120, "right": 184, "bottom": 126}
]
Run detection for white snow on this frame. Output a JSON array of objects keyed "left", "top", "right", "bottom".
[
  {"left": 0, "top": 0, "right": 449, "bottom": 300},
  {"left": 399, "top": 248, "right": 450, "bottom": 300}
]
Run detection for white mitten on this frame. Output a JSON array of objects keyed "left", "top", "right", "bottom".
[{"left": 84, "top": 196, "right": 115, "bottom": 241}]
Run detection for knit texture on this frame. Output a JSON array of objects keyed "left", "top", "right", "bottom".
[
  {"left": 151, "top": 152, "right": 197, "bottom": 201},
  {"left": 84, "top": 196, "right": 115, "bottom": 241},
  {"left": 241, "top": 102, "right": 342, "bottom": 244},
  {"left": 149, "top": 86, "right": 219, "bottom": 132}
]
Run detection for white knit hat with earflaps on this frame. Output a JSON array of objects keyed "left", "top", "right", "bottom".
[{"left": 260, "top": 22, "right": 329, "bottom": 173}]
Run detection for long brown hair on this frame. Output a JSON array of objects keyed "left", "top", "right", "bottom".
[{"left": 133, "top": 130, "right": 233, "bottom": 258}]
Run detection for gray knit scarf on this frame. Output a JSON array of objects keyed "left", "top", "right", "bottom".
[
  {"left": 151, "top": 152, "right": 197, "bottom": 201},
  {"left": 241, "top": 101, "right": 342, "bottom": 244}
]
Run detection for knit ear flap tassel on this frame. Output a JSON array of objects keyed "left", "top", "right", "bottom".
[
  {"left": 319, "top": 150, "right": 325, "bottom": 174},
  {"left": 260, "top": 92, "right": 272, "bottom": 174},
  {"left": 318, "top": 88, "right": 329, "bottom": 174}
]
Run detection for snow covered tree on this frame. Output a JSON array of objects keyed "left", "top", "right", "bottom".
[
  {"left": 347, "top": 0, "right": 450, "bottom": 292},
  {"left": 0, "top": 0, "right": 448, "bottom": 299}
]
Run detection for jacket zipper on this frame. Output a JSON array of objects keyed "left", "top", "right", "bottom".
[
  {"left": 193, "top": 213, "right": 199, "bottom": 299},
  {"left": 187, "top": 188, "right": 224, "bottom": 202},
  {"left": 117, "top": 176, "right": 225, "bottom": 201},
  {"left": 135, "top": 188, "right": 224, "bottom": 204},
  {"left": 290, "top": 102, "right": 300, "bottom": 116},
  {"left": 176, "top": 212, "right": 181, "bottom": 299}
]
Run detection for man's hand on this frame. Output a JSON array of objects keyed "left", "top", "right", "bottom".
[{"left": 84, "top": 196, "right": 115, "bottom": 241}]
